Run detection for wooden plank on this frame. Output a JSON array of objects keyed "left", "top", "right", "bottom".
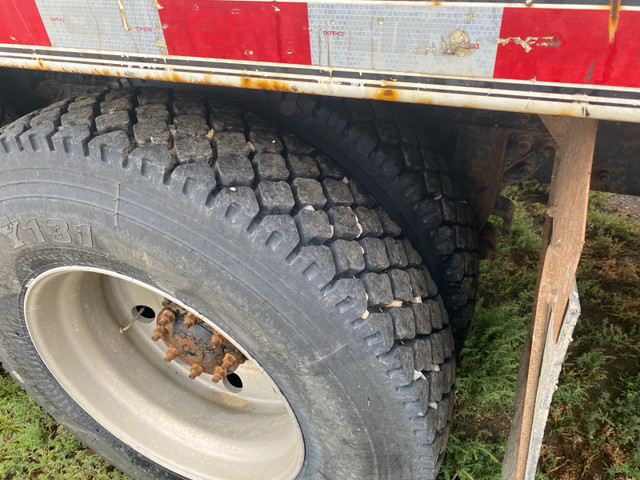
[{"left": 501, "top": 117, "right": 598, "bottom": 480}]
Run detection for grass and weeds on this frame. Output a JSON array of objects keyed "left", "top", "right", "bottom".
[
  {"left": 440, "top": 184, "right": 640, "bottom": 480},
  {"left": 0, "top": 368, "right": 129, "bottom": 479},
  {"left": 0, "top": 182, "right": 638, "bottom": 479}
]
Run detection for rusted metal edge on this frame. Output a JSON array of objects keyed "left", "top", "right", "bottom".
[
  {"left": 6, "top": 46, "right": 637, "bottom": 101},
  {"left": 501, "top": 117, "right": 597, "bottom": 480},
  {"left": 2, "top": 44, "right": 639, "bottom": 99},
  {"left": 609, "top": 0, "right": 622, "bottom": 42},
  {"left": 2, "top": 56, "right": 640, "bottom": 123}
]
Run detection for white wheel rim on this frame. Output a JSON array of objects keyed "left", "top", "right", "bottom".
[{"left": 24, "top": 266, "right": 305, "bottom": 480}]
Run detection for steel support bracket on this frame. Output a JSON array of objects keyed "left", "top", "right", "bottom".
[{"left": 501, "top": 116, "right": 598, "bottom": 480}]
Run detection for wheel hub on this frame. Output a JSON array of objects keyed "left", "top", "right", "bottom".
[{"left": 151, "top": 300, "right": 247, "bottom": 382}]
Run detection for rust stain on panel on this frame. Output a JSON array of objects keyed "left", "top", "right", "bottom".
[
  {"left": 379, "top": 88, "right": 395, "bottom": 100},
  {"left": 609, "top": 0, "right": 621, "bottom": 42},
  {"left": 442, "top": 29, "right": 473, "bottom": 56},
  {"left": 240, "top": 76, "right": 295, "bottom": 92},
  {"left": 424, "top": 44, "right": 438, "bottom": 55},
  {"left": 155, "top": 39, "right": 168, "bottom": 55},
  {"left": 415, "top": 97, "right": 434, "bottom": 106},
  {"left": 495, "top": 36, "right": 560, "bottom": 52},
  {"left": 117, "top": 0, "right": 133, "bottom": 33}
]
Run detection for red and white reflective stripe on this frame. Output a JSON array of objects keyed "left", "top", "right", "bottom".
[
  {"left": 0, "top": 0, "right": 639, "bottom": 89},
  {"left": 495, "top": 8, "right": 640, "bottom": 87},
  {"left": 159, "top": 0, "right": 312, "bottom": 64}
]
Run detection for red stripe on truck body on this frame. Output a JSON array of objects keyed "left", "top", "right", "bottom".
[
  {"left": 158, "top": 0, "right": 311, "bottom": 65},
  {"left": 0, "top": 0, "right": 50, "bottom": 46},
  {"left": 494, "top": 8, "right": 640, "bottom": 88}
]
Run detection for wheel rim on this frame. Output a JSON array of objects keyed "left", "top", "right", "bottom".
[{"left": 24, "top": 267, "right": 305, "bottom": 480}]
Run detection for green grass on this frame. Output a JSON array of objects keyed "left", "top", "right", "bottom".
[
  {"left": 1, "top": 183, "right": 639, "bottom": 479},
  {"left": 0, "top": 368, "right": 130, "bottom": 479},
  {"left": 440, "top": 185, "right": 640, "bottom": 480}
]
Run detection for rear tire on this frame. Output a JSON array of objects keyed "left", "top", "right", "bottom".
[
  {"left": 0, "top": 96, "right": 16, "bottom": 127},
  {"left": 0, "top": 88, "right": 454, "bottom": 480},
  {"left": 243, "top": 92, "right": 479, "bottom": 350}
]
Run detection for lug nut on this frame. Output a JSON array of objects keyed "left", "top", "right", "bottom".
[
  {"left": 210, "top": 332, "right": 226, "bottom": 349},
  {"left": 164, "top": 347, "right": 180, "bottom": 362},
  {"left": 189, "top": 364, "right": 205, "bottom": 379},
  {"left": 212, "top": 366, "right": 227, "bottom": 383},
  {"left": 152, "top": 325, "right": 168, "bottom": 341},
  {"left": 183, "top": 313, "right": 200, "bottom": 329},
  {"left": 221, "top": 352, "right": 240, "bottom": 371},
  {"left": 157, "top": 308, "right": 176, "bottom": 326}
]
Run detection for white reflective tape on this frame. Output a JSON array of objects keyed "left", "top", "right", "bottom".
[
  {"left": 34, "top": 0, "right": 166, "bottom": 55},
  {"left": 308, "top": 4, "right": 503, "bottom": 77}
]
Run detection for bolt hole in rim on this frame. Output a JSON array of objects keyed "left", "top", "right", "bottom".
[
  {"left": 131, "top": 305, "right": 157, "bottom": 322},
  {"left": 24, "top": 267, "right": 304, "bottom": 480},
  {"left": 224, "top": 373, "right": 244, "bottom": 393}
]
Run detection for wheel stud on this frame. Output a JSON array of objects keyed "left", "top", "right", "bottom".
[
  {"left": 212, "top": 366, "right": 227, "bottom": 383},
  {"left": 222, "top": 352, "right": 240, "bottom": 371},
  {"left": 183, "top": 313, "right": 200, "bottom": 329},
  {"left": 189, "top": 364, "right": 205, "bottom": 379},
  {"left": 210, "top": 332, "right": 226, "bottom": 348},
  {"left": 164, "top": 347, "right": 180, "bottom": 362},
  {"left": 152, "top": 325, "right": 168, "bottom": 341},
  {"left": 157, "top": 308, "right": 175, "bottom": 326}
]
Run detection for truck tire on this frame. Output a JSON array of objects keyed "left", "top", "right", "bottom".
[
  {"left": 242, "top": 92, "right": 478, "bottom": 351},
  {"left": 0, "top": 88, "right": 454, "bottom": 480},
  {"left": 0, "top": 96, "right": 16, "bottom": 127}
]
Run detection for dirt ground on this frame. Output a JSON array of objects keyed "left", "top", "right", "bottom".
[{"left": 606, "top": 194, "right": 640, "bottom": 222}]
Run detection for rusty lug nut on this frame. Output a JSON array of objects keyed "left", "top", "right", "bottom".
[
  {"left": 183, "top": 313, "right": 201, "bottom": 329},
  {"left": 189, "top": 364, "right": 205, "bottom": 379},
  {"left": 212, "top": 366, "right": 227, "bottom": 383},
  {"left": 151, "top": 325, "right": 168, "bottom": 341},
  {"left": 161, "top": 299, "right": 172, "bottom": 308},
  {"left": 221, "top": 352, "right": 240, "bottom": 371},
  {"left": 164, "top": 347, "right": 180, "bottom": 362},
  {"left": 209, "top": 332, "right": 226, "bottom": 349},
  {"left": 157, "top": 308, "right": 176, "bottom": 326}
]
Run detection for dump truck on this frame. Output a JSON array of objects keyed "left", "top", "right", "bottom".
[{"left": 0, "top": 1, "right": 638, "bottom": 479}]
